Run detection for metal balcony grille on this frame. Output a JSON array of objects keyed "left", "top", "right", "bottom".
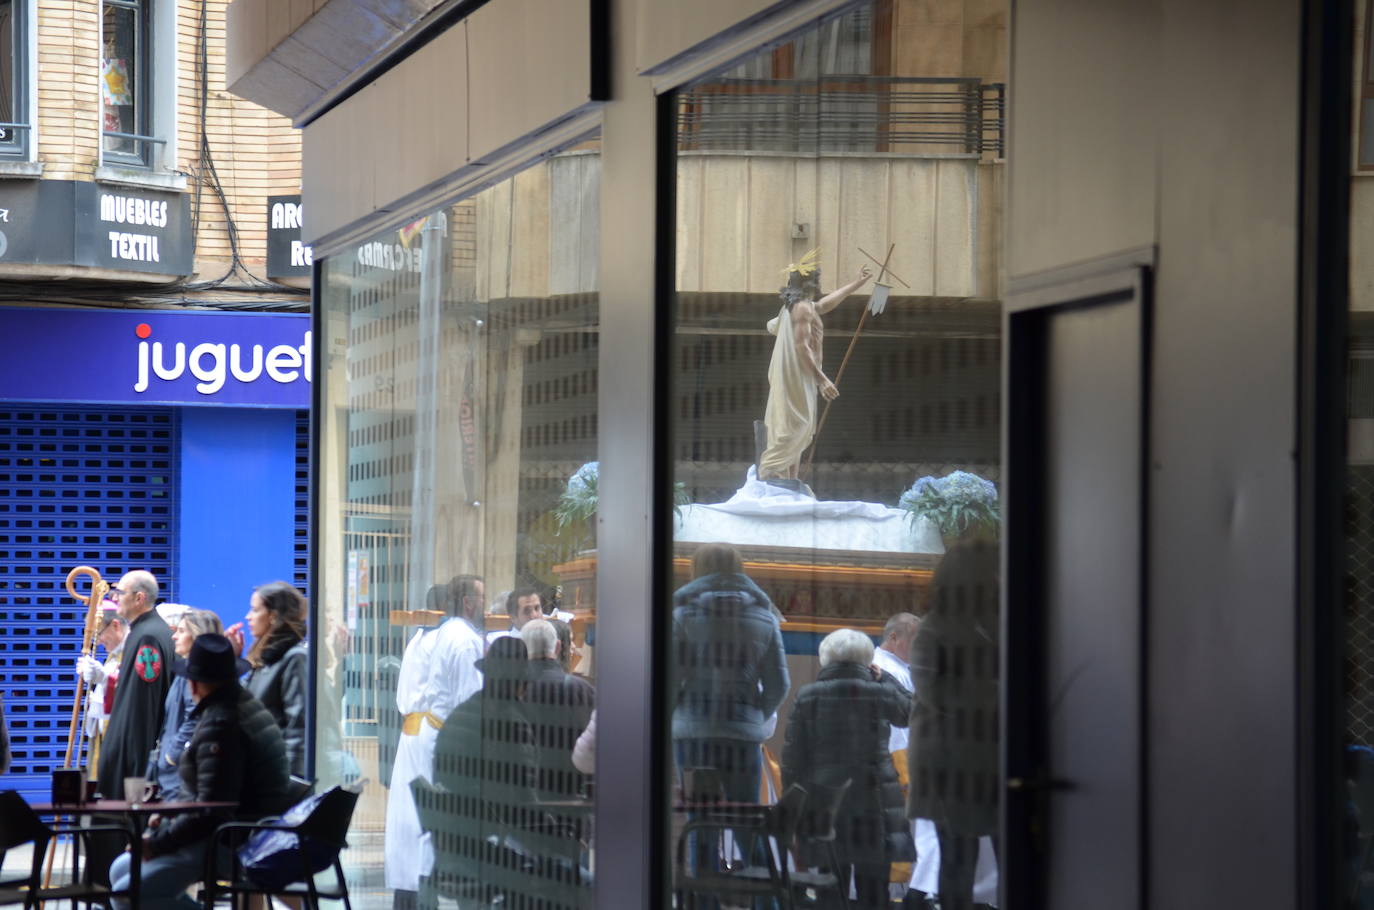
[
  {"left": 0, "top": 406, "right": 178, "bottom": 802},
  {"left": 678, "top": 76, "right": 1006, "bottom": 157}
]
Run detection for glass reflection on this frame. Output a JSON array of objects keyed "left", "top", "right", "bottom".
[
  {"left": 669, "top": 3, "right": 1005, "bottom": 908},
  {"left": 316, "top": 141, "right": 600, "bottom": 909}
]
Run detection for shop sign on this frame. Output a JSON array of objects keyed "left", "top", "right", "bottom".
[
  {"left": 0, "top": 180, "right": 192, "bottom": 276},
  {"left": 1, "top": 307, "right": 310, "bottom": 408},
  {"left": 267, "top": 195, "right": 312, "bottom": 279}
]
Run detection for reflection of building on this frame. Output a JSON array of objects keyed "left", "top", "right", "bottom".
[
  {"left": 0, "top": 1, "right": 310, "bottom": 804},
  {"left": 225, "top": 0, "right": 1354, "bottom": 906}
]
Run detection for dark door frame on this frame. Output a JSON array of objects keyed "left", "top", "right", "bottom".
[
  {"left": 1298, "top": 0, "right": 1353, "bottom": 907},
  {"left": 1002, "top": 259, "right": 1152, "bottom": 909}
]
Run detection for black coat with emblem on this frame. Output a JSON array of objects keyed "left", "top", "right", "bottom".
[
  {"left": 145, "top": 681, "right": 292, "bottom": 856},
  {"left": 97, "top": 608, "right": 174, "bottom": 798}
]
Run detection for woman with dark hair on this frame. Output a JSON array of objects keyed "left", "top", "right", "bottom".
[
  {"left": 907, "top": 539, "right": 1000, "bottom": 910},
  {"left": 146, "top": 608, "right": 224, "bottom": 798},
  {"left": 236, "top": 581, "right": 309, "bottom": 777},
  {"left": 672, "top": 542, "right": 790, "bottom": 810}
]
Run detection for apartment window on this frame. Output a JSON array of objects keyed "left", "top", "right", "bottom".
[
  {"left": 102, "top": 0, "right": 152, "bottom": 165},
  {"left": 0, "top": 0, "right": 28, "bottom": 157}
]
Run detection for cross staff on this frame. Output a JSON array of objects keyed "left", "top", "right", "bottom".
[{"left": 804, "top": 244, "right": 902, "bottom": 475}]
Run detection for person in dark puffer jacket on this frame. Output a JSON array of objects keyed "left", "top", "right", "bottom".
[
  {"left": 782, "top": 628, "right": 915, "bottom": 910},
  {"left": 671, "top": 542, "right": 790, "bottom": 803},
  {"left": 109, "top": 633, "right": 291, "bottom": 910},
  {"left": 234, "top": 581, "right": 309, "bottom": 777}
]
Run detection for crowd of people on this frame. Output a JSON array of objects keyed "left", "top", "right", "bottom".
[
  {"left": 384, "top": 575, "right": 597, "bottom": 909},
  {"left": 385, "top": 538, "right": 999, "bottom": 910},
  {"left": 673, "top": 540, "right": 1001, "bottom": 910},
  {"left": 66, "top": 570, "right": 308, "bottom": 910},
  {"left": 34, "top": 537, "right": 997, "bottom": 910}
]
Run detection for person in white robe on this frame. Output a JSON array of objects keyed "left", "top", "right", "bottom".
[
  {"left": 758, "top": 256, "right": 872, "bottom": 482},
  {"left": 873, "top": 613, "right": 1000, "bottom": 907},
  {"left": 385, "top": 575, "right": 486, "bottom": 908}
]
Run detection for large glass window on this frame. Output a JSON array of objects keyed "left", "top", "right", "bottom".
[
  {"left": 102, "top": 0, "right": 149, "bottom": 164},
  {"left": 0, "top": 0, "right": 27, "bottom": 156},
  {"left": 665, "top": 4, "right": 1005, "bottom": 909},
  {"left": 315, "top": 139, "right": 601, "bottom": 908}
]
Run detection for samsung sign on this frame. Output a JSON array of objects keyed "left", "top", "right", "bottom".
[{"left": 2, "top": 308, "right": 309, "bottom": 408}]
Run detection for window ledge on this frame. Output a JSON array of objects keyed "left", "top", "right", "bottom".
[
  {"left": 93, "top": 166, "right": 188, "bottom": 192},
  {"left": 0, "top": 160, "right": 44, "bottom": 179}
]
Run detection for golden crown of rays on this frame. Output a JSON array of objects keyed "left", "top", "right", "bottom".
[{"left": 782, "top": 247, "right": 821, "bottom": 277}]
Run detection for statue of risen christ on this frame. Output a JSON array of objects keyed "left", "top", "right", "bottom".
[{"left": 758, "top": 257, "right": 872, "bottom": 482}]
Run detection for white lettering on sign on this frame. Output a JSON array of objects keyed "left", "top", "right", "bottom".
[
  {"left": 356, "top": 241, "right": 423, "bottom": 273},
  {"left": 99, "top": 193, "right": 169, "bottom": 228},
  {"left": 109, "top": 231, "right": 160, "bottom": 262},
  {"left": 134, "top": 325, "right": 312, "bottom": 396},
  {"left": 290, "top": 240, "right": 313, "bottom": 267},
  {"left": 271, "top": 201, "right": 303, "bottom": 230}
]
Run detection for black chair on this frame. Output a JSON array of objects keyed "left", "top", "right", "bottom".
[
  {"left": 199, "top": 784, "right": 360, "bottom": 910},
  {"left": 0, "top": 789, "right": 137, "bottom": 909},
  {"left": 674, "top": 782, "right": 808, "bottom": 910},
  {"left": 790, "top": 779, "right": 854, "bottom": 910}
]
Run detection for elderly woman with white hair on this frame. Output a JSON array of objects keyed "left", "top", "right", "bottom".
[{"left": 781, "top": 628, "right": 915, "bottom": 910}]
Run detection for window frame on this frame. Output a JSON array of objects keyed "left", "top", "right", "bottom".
[
  {"left": 101, "top": 0, "right": 156, "bottom": 168},
  {"left": 0, "top": 0, "right": 30, "bottom": 159}
]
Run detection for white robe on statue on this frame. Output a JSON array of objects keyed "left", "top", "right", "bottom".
[
  {"left": 759, "top": 306, "right": 817, "bottom": 479},
  {"left": 384, "top": 616, "right": 484, "bottom": 892},
  {"left": 872, "top": 646, "right": 999, "bottom": 905}
]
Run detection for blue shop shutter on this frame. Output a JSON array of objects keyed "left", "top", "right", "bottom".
[
  {"left": 0, "top": 406, "right": 178, "bottom": 803},
  {"left": 293, "top": 409, "right": 310, "bottom": 597}
]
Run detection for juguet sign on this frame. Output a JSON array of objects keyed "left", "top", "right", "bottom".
[
  {"left": 0, "top": 181, "right": 192, "bottom": 276},
  {"left": 3, "top": 307, "right": 310, "bottom": 408}
]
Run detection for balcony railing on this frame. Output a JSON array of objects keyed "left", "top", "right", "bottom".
[{"left": 677, "top": 76, "right": 1005, "bottom": 158}]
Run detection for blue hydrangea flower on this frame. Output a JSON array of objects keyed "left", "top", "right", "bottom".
[
  {"left": 900, "top": 469, "right": 1000, "bottom": 537},
  {"left": 568, "top": 461, "right": 599, "bottom": 497}
]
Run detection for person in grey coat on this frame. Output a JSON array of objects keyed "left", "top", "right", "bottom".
[
  {"left": 907, "top": 539, "right": 1000, "bottom": 910},
  {"left": 671, "top": 542, "right": 790, "bottom": 805},
  {"left": 782, "top": 628, "right": 915, "bottom": 910},
  {"left": 146, "top": 608, "right": 223, "bottom": 798},
  {"left": 230, "top": 581, "right": 309, "bottom": 777}
]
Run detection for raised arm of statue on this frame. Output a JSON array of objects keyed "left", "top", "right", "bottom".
[{"left": 814, "top": 265, "right": 872, "bottom": 315}]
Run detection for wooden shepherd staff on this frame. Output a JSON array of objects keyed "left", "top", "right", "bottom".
[
  {"left": 803, "top": 244, "right": 909, "bottom": 475},
  {"left": 43, "top": 566, "right": 111, "bottom": 886},
  {"left": 63, "top": 565, "right": 110, "bottom": 772}
]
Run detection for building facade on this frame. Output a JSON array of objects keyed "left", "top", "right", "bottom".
[
  {"left": 0, "top": 0, "right": 311, "bottom": 803},
  {"left": 227, "top": 0, "right": 1355, "bottom": 908}
]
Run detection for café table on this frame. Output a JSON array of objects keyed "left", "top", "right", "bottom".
[{"left": 32, "top": 799, "right": 239, "bottom": 906}]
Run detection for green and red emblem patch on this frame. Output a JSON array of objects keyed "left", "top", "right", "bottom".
[{"left": 134, "top": 645, "right": 163, "bottom": 682}]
